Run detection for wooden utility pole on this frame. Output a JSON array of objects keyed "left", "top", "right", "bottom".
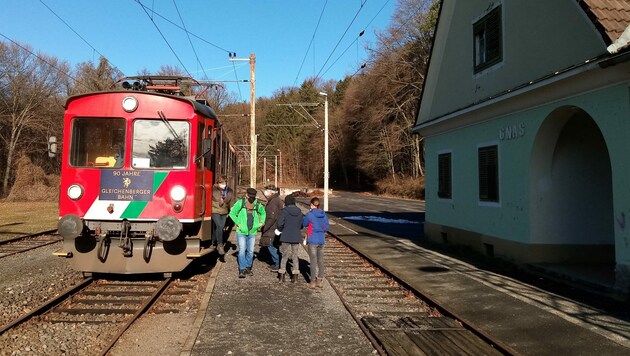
[
  {"left": 229, "top": 53, "right": 256, "bottom": 188},
  {"left": 249, "top": 53, "right": 256, "bottom": 189}
]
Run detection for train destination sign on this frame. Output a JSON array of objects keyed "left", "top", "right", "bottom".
[{"left": 100, "top": 170, "right": 154, "bottom": 201}]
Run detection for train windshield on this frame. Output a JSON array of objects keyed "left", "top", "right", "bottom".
[
  {"left": 69, "top": 118, "right": 125, "bottom": 168},
  {"left": 132, "top": 119, "right": 189, "bottom": 169}
]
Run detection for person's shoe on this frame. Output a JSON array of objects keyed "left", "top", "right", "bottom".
[
  {"left": 217, "top": 244, "right": 225, "bottom": 255},
  {"left": 307, "top": 279, "right": 317, "bottom": 288},
  {"left": 238, "top": 270, "right": 246, "bottom": 278},
  {"left": 245, "top": 267, "right": 253, "bottom": 276},
  {"left": 271, "top": 266, "right": 279, "bottom": 273},
  {"left": 291, "top": 274, "right": 298, "bottom": 283},
  {"left": 316, "top": 278, "right": 324, "bottom": 288}
]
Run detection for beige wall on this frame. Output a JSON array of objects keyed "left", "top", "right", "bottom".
[
  {"left": 425, "top": 222, "right": 615, "bottom": 264},
  {"left": 417, "top": 0, "right": 606, "bottom": 125}
]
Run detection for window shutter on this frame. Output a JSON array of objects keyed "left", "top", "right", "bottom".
[
  {"left": 478, "top": 146, "right": 498, "bottom": 202},
  {"left": 485, "top": 9, "right": 501, "bottom": 63},
  {"left": 438, "top": 153, "right": 452, "bottom": 199},
  {"left": 473, "top": 6, "right": 502, "bottom": 73}
]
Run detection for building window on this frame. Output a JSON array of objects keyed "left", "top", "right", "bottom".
[
  {"left": 473, "top": 5, "right": 502, "bottom": 73},
  {"left": 438, "top": 153, "right": 452, "bottom": 199},
  {"left": 478, "top": 145, "right": 499, "bottom": 202}
]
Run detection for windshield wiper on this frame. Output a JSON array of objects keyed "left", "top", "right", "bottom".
[{"left": 157, "top": 110, "right": 184, "bottom": 147}]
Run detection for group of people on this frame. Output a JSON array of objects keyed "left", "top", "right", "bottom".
[{"left": 211, "top": 176, "right": 329, "bottom": 288}]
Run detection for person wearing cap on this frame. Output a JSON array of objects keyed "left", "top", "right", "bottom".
[
  {"left": 260, "top": 185, "right": 283, "bottom": 272},
  {"left": 229, "top": 187, "right": 266, "bottom": 278},
  {"left": 276, "top": 194, "right": 304, "bottom": 283},
  {"left": 211, "top": 175, "right": 236, "bottom": 260}
]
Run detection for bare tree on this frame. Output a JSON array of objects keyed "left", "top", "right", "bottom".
[
  {"left": 69, "top": 56, "right": 122, "bottom": 95},
  {"left": 0, "top": 41, "right": 69, "bottom": 195},
  {"left": 332, "top": 0, "right": 438, "bottom": 188},
  {"left": 204, "top": 85, "right": 237, "bottom": 111},
  {"left": 157, "top": 65, "right": 184, "bottom": 76}
]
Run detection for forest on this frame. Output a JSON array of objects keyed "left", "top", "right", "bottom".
[{"left": 0, "top": 0, "right": 437, "bottom": 200}]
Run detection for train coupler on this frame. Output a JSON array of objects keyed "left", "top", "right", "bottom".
[{"left": 119, "top": 220, "right": 133, "bottom": 257}]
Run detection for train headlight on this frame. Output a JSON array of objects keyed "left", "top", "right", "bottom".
[
  {"left": 122, "top": 96, "right": 138, "bottom": 112},
  {"left": 67, "top": 184, "right": 84, "bottom": 200},
  {"left": 170, "top": 185, "right": 186, "bottom": 202}
]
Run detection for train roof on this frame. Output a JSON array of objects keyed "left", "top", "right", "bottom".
[{"left": 65, "top": 90, "right": 218, "bottom": 120}]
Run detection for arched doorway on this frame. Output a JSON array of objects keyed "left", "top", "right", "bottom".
[{"left": 529, "top": 106, "right": 614, "bottom": 266}]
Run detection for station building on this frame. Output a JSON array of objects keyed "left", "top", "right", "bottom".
[{"left": 413, "top": 0, "right": 630, "bottom": 297}]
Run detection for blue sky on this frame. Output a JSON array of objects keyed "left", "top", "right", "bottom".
[{"left": 0, "top": 0, "right": 396, "bottom": 99}]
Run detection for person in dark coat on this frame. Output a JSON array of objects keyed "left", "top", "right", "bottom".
[
  {"left": 211, "top": 175, "right": 236, "bottom": 259},
  {"left": 276, "top": 194, "right": 304, "bottom": 283},
  {"left": 260, "top": 185, "right": 283, "bottom": 271}
]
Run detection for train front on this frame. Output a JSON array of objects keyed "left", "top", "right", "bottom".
[{"left": 56, "top": 91, "right": 209, "bottom": 275}]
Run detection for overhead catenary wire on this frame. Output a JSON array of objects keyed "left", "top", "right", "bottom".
[
  {"left": 293, "top": 0, "right": 328, "bottom": 87},
  {"left": 135, "top": 0, "right": 193, "bottom": 78},
  {"left": 231, "top": 60, "right": 243, "bottom": 101},
  {"left": 314, "top": 0, "right": 367, "bottom": 81},
  {"left": 0, "top": 32, "right": 91, "bottom": 92},
  {"left": 38, "top": 0, "right": 123, "bottom": 76},
  {"left": 320, "top": 31, "right": 363, "bottom": 78},
  {"left": 320, "top": 0, "right": 390, "bottom": 78},
  {"left": 136, "top": 0, "right": 242, "bottom": 96},
  {"left": 135, "top": 0, "right": 233, "bottom": 54},
  {"left": 172, "top": 0, "right": 208, "bottom": 80}
]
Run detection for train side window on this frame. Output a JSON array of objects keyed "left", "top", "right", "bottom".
[{"left": 69, "top": 118, "right": 126, "bottom": 168}]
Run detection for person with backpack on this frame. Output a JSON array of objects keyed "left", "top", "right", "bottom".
[
  {"left": 260, "top": 185, "right": 283, "bottom": 272},
  {"left": 303, "top": 197, "right": 330, "bottom": 288},
  {"left": 211, "top": 175, "right": 236, "bottom": 261},
  {"left": 229, "top": 188, "right": 266, "bottom": 278},
  {"left": 276, "top": 194, "right": 304, "bottom": 283}
]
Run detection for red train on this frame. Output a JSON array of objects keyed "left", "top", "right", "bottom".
[{"left": 55, "top": 76, "right": 237, "bottom": 276}]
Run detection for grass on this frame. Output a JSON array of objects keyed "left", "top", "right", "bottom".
[{"left": 0, "top": 201, "right": 58, "bottom": 240}]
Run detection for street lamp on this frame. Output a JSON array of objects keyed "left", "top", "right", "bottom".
[{"left": 319, "top": 92, "right": 329, "bottom": 212}]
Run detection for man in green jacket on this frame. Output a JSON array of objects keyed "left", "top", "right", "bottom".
[{"left": 229, "top": 188, "right": 266, "bottom": 278}]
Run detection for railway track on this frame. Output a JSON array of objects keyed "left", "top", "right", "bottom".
[
  {"left": 0, "top": 230, "right": 60, "bottom": 259},
  {"left": 0, "top": 277, "right": 175, "bottom": 355},
  {"left": 324, "top": 235, "right": 514, "bottom": 356}
]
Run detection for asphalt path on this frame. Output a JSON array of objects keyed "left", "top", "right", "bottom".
[{"left": 298, "top": 191, "right": 425, "bottom": 242}]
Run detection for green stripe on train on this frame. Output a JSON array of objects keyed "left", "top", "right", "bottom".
[
  {"left": 153, "top": 171, "right": 168, "bottom": 192},
  {"left": 121, "top": 201, "right": 148, "bottom": 219},
  {"left": 120, "top": 171, "right": 169, "bottom": 219}
]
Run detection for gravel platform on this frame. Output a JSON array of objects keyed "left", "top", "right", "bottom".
[{"left": 191, "top": 239, "right": 376, "bottom": 355}]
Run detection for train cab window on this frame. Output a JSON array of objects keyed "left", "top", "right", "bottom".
[
  {"left": 70, "top": 118, "right": 125, "bottom": 168},
  {"left": 132, "top": 119, "right": 189, "bottom": 169}
]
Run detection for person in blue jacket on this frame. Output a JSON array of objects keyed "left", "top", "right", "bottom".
[
  {"left": 303, "top": 197, "right": 329, "bottom": 288},
  {"left": 276, "top": 194, "right": 304, "bottom": 283}
]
